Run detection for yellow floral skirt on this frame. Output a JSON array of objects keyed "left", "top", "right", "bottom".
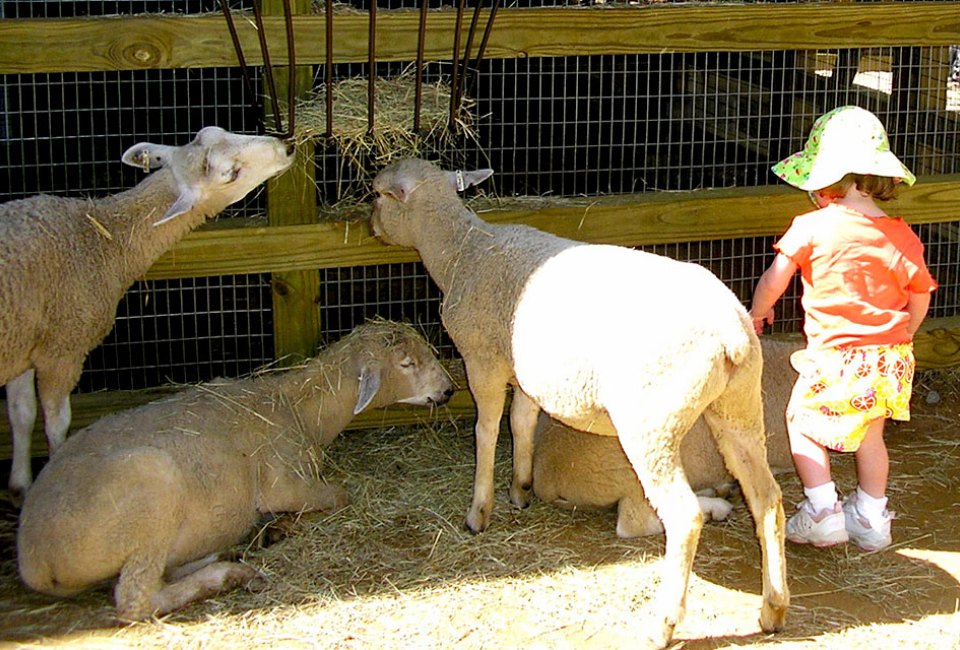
[{"left": 786, "top": 343, "right": 915, "bottom": 452}]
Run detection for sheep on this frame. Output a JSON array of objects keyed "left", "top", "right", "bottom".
[
  {"left": 533, "top": 338, "right": 801, "bottom": 538},
  {"left": 17, "top": 319, "right": 454, "bottom": 621},
  {"left": 0, "top": 126, "right": 295, "bottom": 503},
  {"left": 369, "top": 159, "right": 789, "bottom": 649}
]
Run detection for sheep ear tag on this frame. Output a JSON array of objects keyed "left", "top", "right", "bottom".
[
  {"left": 153, "top": 187, "right": 201, "bottom": 227},
  {"left": 354, "top": 365, "right": 382, "bottom": 414},
  {"left": 447, "top": 168, "right": 494, "bottom": 193}
]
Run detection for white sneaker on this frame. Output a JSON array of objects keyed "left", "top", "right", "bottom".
[
  {"left": 786, "top": 500, "right": 849, "bottom": 547},
  {"left": 842, "top": 493, "right": 893, "bottom": 551}
]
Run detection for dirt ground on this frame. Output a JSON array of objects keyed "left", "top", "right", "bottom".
[{"left": 1, "top": 369, "right": 960, "bottom": 649}]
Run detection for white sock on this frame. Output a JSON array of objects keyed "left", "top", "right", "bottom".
[
  {"left": 856, "top": 486, "right": 889, "bottom": 524},
  {"left": 803, "top": 481, "right": 839, "bottom": 513}
]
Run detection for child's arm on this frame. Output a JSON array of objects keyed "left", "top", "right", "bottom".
[
  {"left": 749, "top": 253, "right": 798, "bottom": 334},
  {"left": 906, "top": 291, "right": 932, "bottom": 338}
]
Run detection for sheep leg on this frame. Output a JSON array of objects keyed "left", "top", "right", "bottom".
[
  {"left": 150, "top": 561, "right": 261, "bottom": 617},
  {"left": 35, "top": 362, "right": 79, "bottom": 456},
  {"left": 6, "top": 369, "right": 37, "bottom": 503},
  {"left": 508, "top": 387, "right": 539, "bottom": 509},
  {"left": 116, "top": 554, "right": 259, "bottom": 621},
  {"left": 464, "top": 376, "right": 508, "bottom": 534},
  {"left": 612, "top": 411, "right": 702, "bottom": 649},
  {"left": 616, "top": 491, "right": 664, "bottom": 538},
  {"left": 703, "top": 403, "right": 789, "bottom": 633},
  {"left": 257, "top": 474, "right": 349, "bottom": 515},
  {"left": 114, "top": 552, "right": 169, "bottom": 621}
]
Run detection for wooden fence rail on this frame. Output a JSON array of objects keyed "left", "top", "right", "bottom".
[{"left": 1, "top": 5, "right": 960, "bottom": 74}]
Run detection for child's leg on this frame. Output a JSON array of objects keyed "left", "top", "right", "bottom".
[
  {"left": 785, "top": 422, "right": 846, "bottom": 545},
  {"left": 789, "top": 425, "right": 833, "bottom": 490},
  {"left": 845, "top": 417, "right": 893, "bottom": 549},
  {"left": 854, "top": 418, "right": 888, "bottom": 498}
]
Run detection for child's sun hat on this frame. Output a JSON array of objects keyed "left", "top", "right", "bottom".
[{"left": 772, "top": 105, "right": 915, "bottom": 191}]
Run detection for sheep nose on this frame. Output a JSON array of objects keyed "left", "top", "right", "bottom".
[{"left": 284, "top": 142, "right": 297, "bottom": 157}]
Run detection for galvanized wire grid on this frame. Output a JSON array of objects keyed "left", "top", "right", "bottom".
[{"left": 1, "top": 1, "right": 959, "bottom": 391}]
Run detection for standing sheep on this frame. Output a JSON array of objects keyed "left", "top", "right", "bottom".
[
  {"left": 533, "top": 338, "right": 801, "bottom": 538},
  {"left": 0, "top": 126, "right": 295, "bottom": 502},
  {"left": 369, "top": 159, "right": 788, "bottom": 649},
  {"left": 18, "top": 319, "right": 454, "bottom": 621}
]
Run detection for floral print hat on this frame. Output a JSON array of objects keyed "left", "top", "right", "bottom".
[{"left": 772, "top": 105, "right": 915, "bottom": 191}]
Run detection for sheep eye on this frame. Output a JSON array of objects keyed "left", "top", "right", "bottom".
[{"left": 226, "top": 167, "right": 240, "bottom": 183}]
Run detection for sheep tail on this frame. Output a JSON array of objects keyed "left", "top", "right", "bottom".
[{"left": 721, "top": 310, "right": 757, "bottom": 368}]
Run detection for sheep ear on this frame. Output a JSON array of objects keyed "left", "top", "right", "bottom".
[
  {"left": 153, "top": 186, "right": 201, "bottom": 227},
  {"left": 446, "top": 168, "right": 494, "bottom": 193},
  {"left": 354, "top": 365, "right": 382, "bottom": 414},
  {"left": 122, "top": 143, "right": 177, "bottom": 173}
]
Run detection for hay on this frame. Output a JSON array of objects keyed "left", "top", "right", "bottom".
[
  {"left": 5, "top": 369, "right": 960, "bottom": 648},
  {"left": 292, "top": 70, "right": 478, "bottom": 187}
]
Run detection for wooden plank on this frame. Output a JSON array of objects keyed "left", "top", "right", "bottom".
[
  {"left": 146, "top": 176, "right": 960, "bottom": 279},
  {"left": 2, "top": 5, "right": 960, "bottom": 75}
]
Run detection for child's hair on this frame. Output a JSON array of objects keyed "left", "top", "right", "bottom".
[{"left": 818, "top": 173, "right": 899, "bottom": 202}]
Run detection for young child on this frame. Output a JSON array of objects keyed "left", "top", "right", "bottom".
[{"left": 750, "top": 106, "right": 937, "bottom": 551}]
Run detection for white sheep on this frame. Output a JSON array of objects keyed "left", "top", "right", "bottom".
[
  {"left": 370, "top": 159, "right": 789, "bottom": 648},
  {"left": 0, "top": 126, "right": 295, "bottom": 502},
  {"left": 17, "top": 319, "right": 454, "bottom": 621},
  {"left": 533, "top": 338, "right": 801, "bottom": 538}
]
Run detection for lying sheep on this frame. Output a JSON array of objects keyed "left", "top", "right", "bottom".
[
  {"left": 1, "top": 126, "right": 295, "bottom": 502},
  {"left": 370, "top": 159, "right": 788, "bottom": 649},
  {"left": 534, "top": 338, "right": 801, "bottom": 538},
  {"left": 17, "top": 319, "right": 454, "bottom": 621}
]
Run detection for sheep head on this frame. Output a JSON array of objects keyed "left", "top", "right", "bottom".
[
  {"left": 121, "top": 126, "right": 296, "bottom": 226},
  {"left": 370, "top": 158, "right": 493, "bottom": 247},
  {"left": 348, "top": 320, "right": 454, "bottom": 414}
]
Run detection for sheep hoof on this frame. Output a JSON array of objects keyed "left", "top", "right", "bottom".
[
  {"left": 7, "top": 487, "right": 25, "bottom": 509},
  {"left": 698, "top": 496, "right": 734, "bottom": 522},
  {"left": 244, "top": 570, "right": 270, "bottom": 593},
  {"left": 760, "top": 601, "right": 788, "bottom": 633},
  {"left": 464, "top": 507, "right": 489, "bottom": 534},
  {"left": 509, "top": 482, "right": 532, "bottom": 510}
]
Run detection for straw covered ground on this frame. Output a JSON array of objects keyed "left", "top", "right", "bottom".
[{"left": 2, "top": 368, "right": 960, "bottom": 648}]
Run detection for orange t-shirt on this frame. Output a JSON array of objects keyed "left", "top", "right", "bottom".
[{"left": 774, "top": 204, "right": 937, "bottom": 350}]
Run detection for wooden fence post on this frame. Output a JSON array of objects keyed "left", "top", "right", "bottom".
[{"left": 264, "top": 0, "right": 322, "bottom": 363}]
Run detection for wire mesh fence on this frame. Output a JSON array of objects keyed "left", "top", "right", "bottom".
[{"left": 1, "top": 2, "right": 959, "bottom": 392}]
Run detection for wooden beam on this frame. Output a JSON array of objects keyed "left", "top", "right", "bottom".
[
  {"left": 2, "top": 4, "right": 959, "bottom": 74},
  {"left": 146, "top": 176, "right": 960, "bottom": 279}
]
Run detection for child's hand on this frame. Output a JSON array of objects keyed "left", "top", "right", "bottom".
[{"left": 749, "top": 309, "right": 774, "bottom": 335}]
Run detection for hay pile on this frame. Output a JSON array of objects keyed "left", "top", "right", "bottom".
[
  {"left": 292, "top": 71, "right": 478, "bottom": 183},
  {"left": 4, "top": 368, "right": 960, "bottom": 647}
]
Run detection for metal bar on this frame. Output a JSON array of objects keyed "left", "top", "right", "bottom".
[
  {"left": 282, "top": 0, "right": 296, "bottom": 139},
  {"left": 449, "top": 0, "right": 465, "bottom": 131},
  {"left": 218, "top": 0, "right": 263, "bottom": 132},
  {"left": 475, "top": 0, "right": 501, "bottom": 65},
  {"left": 368, "top": 0, "right": 377, "bottom": 134},
  {"left": 413, "top": 0, "right": 429, "bottom": 133},
  {"left": 325, "top": 0, "right": 334, "bottom": 138},
  {"left": 252, "top": 0, "right": 283, "bottom": 134}
]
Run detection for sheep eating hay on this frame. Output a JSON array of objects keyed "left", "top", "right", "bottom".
[
  {"left": 370, "top": 159, "right": 789, "bottom": 649},
  {"left": 534, "top": 338, "right": 801, "bottom": 538},
  {"left": 17, "top": 319, "right": 454, "bottom": 621},
  {"left": 0, "top": 126, "right": 295, "bottom": 503}
]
